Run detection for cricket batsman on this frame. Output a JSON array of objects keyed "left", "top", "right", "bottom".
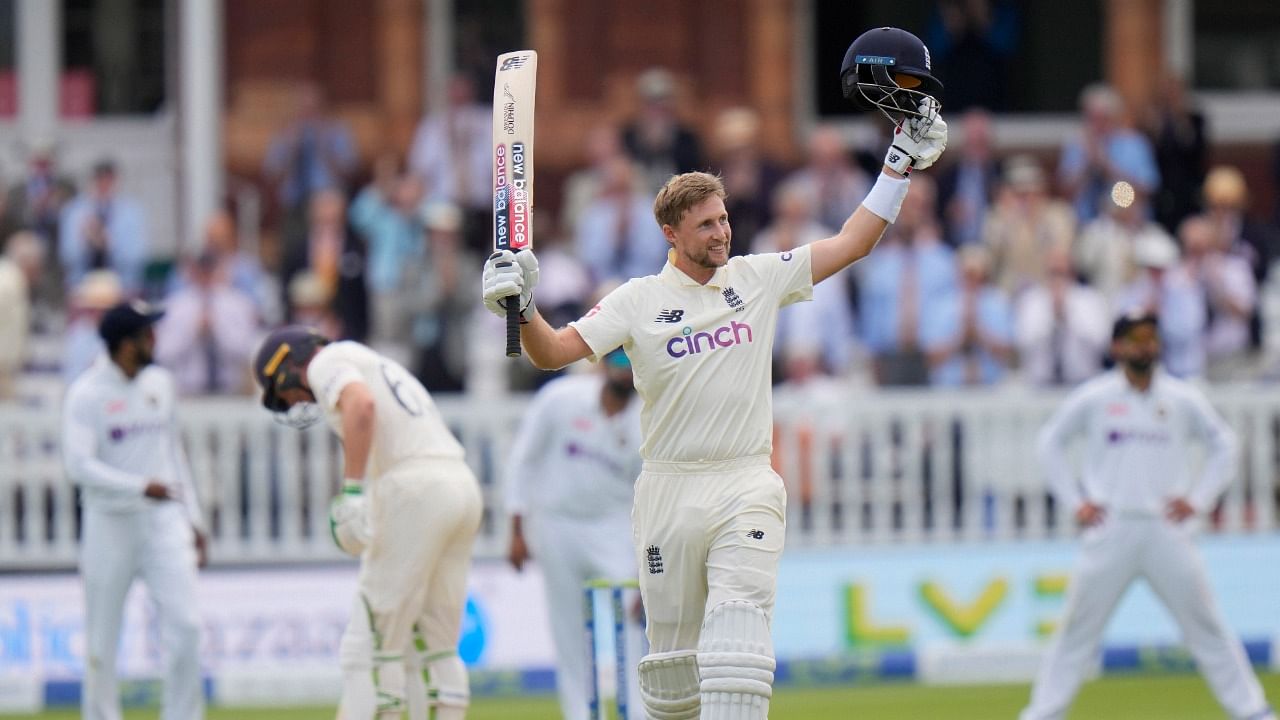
[
  {"left": 505, "top": 348, "right": 644, "bottom": 719},
  {"left": 482, "top": 27, "right": 947, "bottom": 720},
  {"left": 1021, "top": 311, "right": 1275, "bottom": 720},
  {"left": 63, "top": 300, "right": 207, "bottom": 720},
  {"left": 252, "top": 326, "right": 483, "bottom": 720}
]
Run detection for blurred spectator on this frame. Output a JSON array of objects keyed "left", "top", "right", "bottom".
[
  {"left": 61, "top": 270, "right": 123, "bottom": 384},
  {"left": 754, "top": 181, "right": 857, "bottom": 381},
  {"left": 0, "top": 232, "right": 45, "bottom": 399},
  {"left": 281, "top": 189, "right": 346, "bottom": 317},
  {"left": 1115, "top": 230, "right": 1206, "bottom": 378},
  {"left": 984, "top": 155, "right": 1076, "bottom": 297},
  {"left": 926, "top": 0, "right": 1019, "bottom": 112},
  {"left": 709, "top": 107, "right": 785, "bottom": 255},
  {"left": 858, "top": 176, "right": 958, "bottom": 386},
  {"left": 287, "top": 270, "right": 342, "bottom": 340},
  {"left": 784, "top": 125, "right": 870, "bottom": 236},
  {"left": 1145, "top": 72, "right": 1207, "bottom": 233},
  {"left": 349, "top": 164, "right": 426, "bottom": 346},
  {"left": 622, "top": 68, "right": 703, "bottom": 193},
  {"left": 1014, "top": 245, "right": 1109, "bottom": 386},
  {"left": 59, "top": 159, "right": 149, "bottom": 295},
  {"left": 1075, "top": 193, "right": 1167, "bottom": 304},
  {"left": 1202, "top": 165, "right": 1280, "bottom": 287},
  {"left": 925, "top": 245, "right": 1014, "bottom": 386},
  {"left": 411, "top": 203, "right": 475, "bottom": 393},
  {"left": 0, "top": 138, "right": 75, "bottom": 262},
  {"left": 1179, "top": 215, "right": 1256, "bottom": 380},
  {"left": 263, "top": 83, "right": 358, "bottom": 236},
  {"left": 936, "top": 108, "right": 1000, "bottom": 248},
  {"left": 574, "top": 155, "right": 668, "bottom": 285},
  {"left": 177, "top": 210, "right": 276, "bottom": 323},
  {"left": 561, "top": 124, "right": 633, "bottom": 236},
  {"left": 409, "top": 74, "right": 494, "bottom": 256},
  {"left": 1059, "top": 83, "right": 1160, "bottom": 223},
  {"left": 155, "top": 252, "right": 260, "bottom": 396}
]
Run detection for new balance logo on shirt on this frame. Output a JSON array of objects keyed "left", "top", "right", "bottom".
[{"left": 654, "top": 309, "right": 685, "bottom": 323}]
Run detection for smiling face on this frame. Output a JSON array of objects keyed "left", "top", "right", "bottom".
[{"left": 664, "top": 195, "right": 732, "bottom": 276}]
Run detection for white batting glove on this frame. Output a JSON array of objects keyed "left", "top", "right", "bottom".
[
  {"left": 883, "top": 99, "right": 948, "bottom": 174},
  {"left": 329, "top": 482, "right": 370, "bottom": 556},
  {"left": 482, "top": 249, "right": 539, "bottom": 321}
]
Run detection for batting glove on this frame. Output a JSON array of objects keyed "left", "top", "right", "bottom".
[
  {"left": 883, "top": 99, "right": 948, "bottom": 174},
  {"left": 329, "top": 482, "right": 370, "bottom": 556},
  {"left": 482, "top": 249, "right": 539, "bottom": 322}
]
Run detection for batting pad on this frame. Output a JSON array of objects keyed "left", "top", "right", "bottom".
[
  {"left": 638, "top": 650, "right": 702, "bottom": 720},
  {"left": 698, "top": 600, "right": 775, "bottom": 720}
]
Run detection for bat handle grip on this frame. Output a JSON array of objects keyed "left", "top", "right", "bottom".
[{"left": 506, "top": 300, "right": 522, "bottom": 357}]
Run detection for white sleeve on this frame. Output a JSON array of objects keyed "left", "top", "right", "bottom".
[
  {"left": 504, "top": 385, "right": 558, "bottom": 516},
  {"left": 167, "top": 377, "right": 204, "bottom": 531},
  {"left": 306, "top": 349, "right": 365, "bottom": 412},
  {"left": 62, "top": 388, "right": 148, "bottom": 497},
  {"left": 745, "top": 245, "right": 814, "bottom": 307},
  {"left": 1036, "top": 387, "right": 1094, "bottom": 514},
  {"left": 1185, "top": 389, "right": 1239, "bottom": 513},
  {"left": 569, "top": 281, "right": 638, "bottom": 360}
]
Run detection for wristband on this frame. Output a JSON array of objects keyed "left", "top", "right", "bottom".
[
  {"left": 861, "top": 172, "right": 912, "bottom": 224},
  {"left": 341, "top": 480, "right": 363, "bottom": 495}
]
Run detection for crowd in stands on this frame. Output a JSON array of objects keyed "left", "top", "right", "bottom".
[{"left": 1, "top": 69, "right": 1279, "bottom": 405}]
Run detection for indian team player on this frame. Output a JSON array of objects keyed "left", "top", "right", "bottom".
[
  {"left": 251, "top": 326, "right": 482, "bottom": 720},
  {"left": 505, "top": 348, "right": 644, "bottom": 719},
  {"left": 1021, "top": 311, "right": 1275, "bottom": 720},
  {"left": 482, "top": 29, "right": 948, "bottom": 719},
  {"left": 62, "top": 300, "right": 207, "bottom": 720}
]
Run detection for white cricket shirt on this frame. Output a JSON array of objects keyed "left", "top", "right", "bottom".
[
  {"left": 504, "top": 373, "right": 642, "bottom": 520},
  {"left": 306, "top": 342, "right": 465, "bottom": 478},
  {"left": 62, "top": 355, "right": 203, "bottom": 526},
  {"left": 1037, "top": 369, "right": 1237, "bottom": 516},
  {"left": 570, "top": 246, "right": 813, "bottom": 463}
]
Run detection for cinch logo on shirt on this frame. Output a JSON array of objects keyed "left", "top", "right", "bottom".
[
  {"left": 1106, "top": 428, "right": 1172, "bottom": 445},
  {"left": 666, "top": 321, "right": 753, "bottom": 358}
]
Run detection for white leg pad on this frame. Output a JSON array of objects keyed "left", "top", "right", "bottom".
[
  {"left": 638, "top": 650, "right": 702, "bottom": 720},
  {"left": 697, "top": 601, "right": 775, "bottom": 720},
  {"left": 422, "top": 649, "right": 470, "bottom": 709}
]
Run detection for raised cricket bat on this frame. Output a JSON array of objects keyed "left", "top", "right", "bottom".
[{"left": 492, "top": 50, "right": 537, "bottom": 357}]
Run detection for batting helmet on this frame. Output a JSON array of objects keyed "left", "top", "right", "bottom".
[
  {"left": 841, "top": 27, "right": 943, "bottom": 139},
  {"left": 252, "top": 325, "right": 330, "bottom": 425}
]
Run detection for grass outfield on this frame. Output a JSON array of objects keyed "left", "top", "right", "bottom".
[{"left": 11, "top": 673, "right": 1280, "bottom": 719}]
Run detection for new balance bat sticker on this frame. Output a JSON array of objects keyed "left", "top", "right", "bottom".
[{"left": 493, "top": 50, "right": 537, "bottom": 358}]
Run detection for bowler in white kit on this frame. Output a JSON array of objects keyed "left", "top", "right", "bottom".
[
  {"left": 252, "top": 327, "right": 482, "bottom": 720},
  {"left": 1021, "top": 311, "right": 1275, "bottom": 720},
  {"left": 482, "top": 93, "right": 947, "bottom": 719},
  {"left": 505, "top": 348, "right": 644, "bottom": 719},
  {"left": 62, "top": 300, "right": 207, "bottom": 720}
]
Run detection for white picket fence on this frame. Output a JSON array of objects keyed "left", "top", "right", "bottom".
[{"left": 0, "top": 386, "right": 1277, "bottom": 570}]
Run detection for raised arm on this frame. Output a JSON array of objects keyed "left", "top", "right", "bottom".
[
  {"left": 809, "top": 107, "right": 948, "bottom": 285},
  {"left": 482, "top": 249, "right": 601, "bottom": 370}
]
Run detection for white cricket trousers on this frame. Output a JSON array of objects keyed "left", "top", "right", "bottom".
[
  {"left": 632, "top": 455, "right": 786, "bottom": 654},
  {"left": 525, "top": 509, "right": 641, "bottom": 720},
  {"left": 1022, "top": 516, "right": 1271, "bottom": 720},
  {"left": 80, "top": 504, "right": 202, "bottom": 720},
  {"left": 338, "top": 458, "right": 483, "bottom": 720}
]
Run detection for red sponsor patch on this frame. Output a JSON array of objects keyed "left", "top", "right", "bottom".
[
  {"left": 583, "top": 303, "right": 602, "bottom": 319},
  {"left": 1106, "top": 403, "right": 1128, "bottom": 416},
  {"left": 105, "top": 399, "right": 126, "bottom": 415},
  {"left": 572, "top": 417, "right": 593, "bottom": 432}
]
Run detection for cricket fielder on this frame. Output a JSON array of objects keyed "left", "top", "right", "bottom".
[
  {"left": 62, "top": 300, "right": 207, "bottom": 720},
  {"left": 1021, "top": 311, "right": 1275, "bottom": 720},
  {"left": 252, "top": 326, "right": 482, "bottom": 720},
  {"left": 505, "top": 349, "right": 644, "bottom": 719},
  {"left": 482, "top": 28, "right": 947, "bottom": 719}
]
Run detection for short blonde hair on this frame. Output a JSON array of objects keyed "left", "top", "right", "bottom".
[{"left": 653, "top": 172, "right": 726, "bottom": 229}]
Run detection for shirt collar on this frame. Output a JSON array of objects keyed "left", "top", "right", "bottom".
[
  {"left": 659, "top": 258, "right": 730, "bottom": 289},
  {"left": 94, "top": 353, "right": 134, "bottom": 386}
]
